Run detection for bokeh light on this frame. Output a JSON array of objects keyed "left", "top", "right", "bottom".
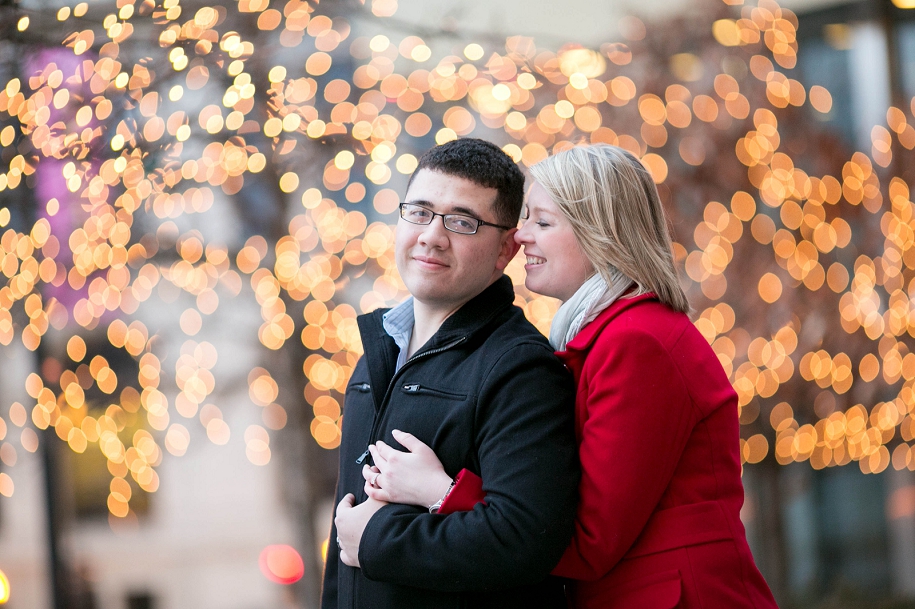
[
  {"left": 259, "top": 544, "right": 305, "bottom": 585},
  {"left": 0, "top": 568, "right": 8, "bottom": 604}
]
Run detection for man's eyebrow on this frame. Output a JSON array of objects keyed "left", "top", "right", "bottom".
[
  {"left": 404, "top": 200, "right": 482, "bottom": 220},
  {"left": 450, "top": 205, "right": 482, "bottom": 219}
]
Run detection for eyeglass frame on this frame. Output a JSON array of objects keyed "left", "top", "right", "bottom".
[{"left": 398, "top": 202, "right": 516, "bottom": 235}]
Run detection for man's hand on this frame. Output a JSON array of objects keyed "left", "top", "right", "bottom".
[{"left": 334, "top": 494, "right": 387, "bottom": 567}]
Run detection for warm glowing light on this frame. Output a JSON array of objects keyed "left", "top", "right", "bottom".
[
  {"left": 369, "top": 35, "right": 390, "bottom": 52},
  {"left": 758, "top": 273, "right": 783, "bottom": 303},
  {"left": 335, "top": 151, "right": 355, "bottom": 171},
  {"left": 809, "top": 85, "right": 833, "bottom": 114},
  {"left": 393, "top": 152, "right": 418, "bottom": 174},
  {"left": 435, "top": 128, "right": 457, "bottom": 145},
  {"left": 517, "top": 73, "right": 537, "bottom": 90},
  {"left": 0, "top": 567, "right": 9, "bottom": 603},
  {"left": 464, "top": 44, "right": 484, "bottom": 61},
  {"left": 279, "top": 173, "right": 300, "bottom": 193},
  {"left": 259, "top": 545, "right": 305, "bottom": 585},
  {"left": 670, "top": 53, "right": 703, "bottom": 81},
  {"left": 713, "top": 19, "right": 741, "bottom": 47},
  {"left": 67, "top": 336, "right": 87, "bottom": 362}
]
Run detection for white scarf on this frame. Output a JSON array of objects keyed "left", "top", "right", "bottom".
[{"left": 549, "top": 268, "right": 634, "bottom": 351}]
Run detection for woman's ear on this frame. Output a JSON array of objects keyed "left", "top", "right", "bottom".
[{"left": 496, "top": 228, "right": 521, "bottom": 271}]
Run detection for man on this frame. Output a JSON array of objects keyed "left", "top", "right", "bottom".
[{"left": 322, "top": 138, "right": 579, "bottom": 609}]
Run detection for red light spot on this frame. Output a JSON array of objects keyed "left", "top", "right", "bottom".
[{"left": 259, "top": 544, "right": 304, "bottom": 585}]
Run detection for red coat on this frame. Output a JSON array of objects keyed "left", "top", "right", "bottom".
[{"left": 442, "top": 294, "right": 778, "bottom": 609}]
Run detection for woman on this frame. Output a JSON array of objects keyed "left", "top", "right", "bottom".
[{"left": 362, "top": 144, "right": 778, "bottom": 609}]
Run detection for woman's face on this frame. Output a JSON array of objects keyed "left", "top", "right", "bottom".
[{"left": 515, "top": 182, "right": 595, "bottom": 301}]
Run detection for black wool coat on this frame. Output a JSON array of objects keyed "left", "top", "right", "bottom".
[{"left": 321, "top": 275, "right": 580, "bottom": 609}]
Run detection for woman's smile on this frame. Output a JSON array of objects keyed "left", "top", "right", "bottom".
[{"left": 525, "top": 254, "right": 546, "bottom": 266}]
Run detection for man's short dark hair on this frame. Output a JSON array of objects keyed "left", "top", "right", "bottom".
[{"left": 407, "top": 138, "right": 525, "bottom": 226}]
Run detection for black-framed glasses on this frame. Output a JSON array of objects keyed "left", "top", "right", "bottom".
[{"left": 398, "top": 202, "right": 515, "bottom": 235}]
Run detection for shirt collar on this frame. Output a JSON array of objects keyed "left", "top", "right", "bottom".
[
  {"left": 377, "top": 275, "right": 517, "bottom": 361},
  {"left": 382, "top": 296, "right": 415, "bottom": 353}
]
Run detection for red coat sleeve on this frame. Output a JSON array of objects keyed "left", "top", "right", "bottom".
[
  {"left": 438, "top": 468, "right": 486, "bottom": 514},
  {"left": 551, "top": 325, "right": 695, "bottom": 581}
]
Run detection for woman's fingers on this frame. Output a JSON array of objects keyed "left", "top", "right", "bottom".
[
  {"left": 391, "top": 429, "right": 430, "bottom": 454},
  {"left": 368, "top": 444, "right": 388, "bottom": 470},
  {"left": 364, "top": 482, "right": 391, "bottom": 502},
  {"left": 373, "top": 440, "right": 394, "bottom": 461},
  {"left": 361, "top": 464, "right": 380, "bottom": 483},
  {"left": 375, "top": 440, "right": 409, "bottom": 466}
]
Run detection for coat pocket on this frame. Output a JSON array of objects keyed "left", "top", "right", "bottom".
[
  {"left": 578, "top": 569, "right": 682, "bottom": 609},
  {"left": 400, "top": 383, "right": 467, "bottom": 400}
]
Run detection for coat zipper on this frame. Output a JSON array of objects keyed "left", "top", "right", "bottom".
[{"left": 355, "top": 336, "right": 467, "bottom": 465}]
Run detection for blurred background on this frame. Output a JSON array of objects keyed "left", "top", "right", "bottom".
[{"left": 0, "top": 0, "right": 912, "bottom": 607}]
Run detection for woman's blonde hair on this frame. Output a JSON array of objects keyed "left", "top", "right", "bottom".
[{"left": 529, "top": 144, "right": 690, "bottom": 314}]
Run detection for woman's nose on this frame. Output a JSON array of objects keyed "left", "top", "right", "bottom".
[{"left": 514, "top": 222, "right": 532, "bottom": 245}]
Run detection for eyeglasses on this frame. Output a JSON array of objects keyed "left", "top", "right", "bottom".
[{"left": 398, "top": 203, "right": 515, "bottom": 235}]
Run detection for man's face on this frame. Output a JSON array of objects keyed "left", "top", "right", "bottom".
[{"left": 396, "top": 169, "right": 519, "bottom": 314}]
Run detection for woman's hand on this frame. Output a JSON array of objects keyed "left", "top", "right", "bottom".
[{"left": 362, "top": 429, "right": 453, "bottom": 509}]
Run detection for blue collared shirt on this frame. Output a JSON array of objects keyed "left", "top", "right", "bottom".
[{"left": 382, "top": 297, "right": 414, "bottom": 371}]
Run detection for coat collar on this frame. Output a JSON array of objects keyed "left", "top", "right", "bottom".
[
  {"left": 430, "top": 274, "right": 517, "bottom": 346},
  {"left": 561, "top": 292, "right": 659, "bottom": 353},
  {"left": 357, "top": 275, "right": 517, "bottom": 405}
]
